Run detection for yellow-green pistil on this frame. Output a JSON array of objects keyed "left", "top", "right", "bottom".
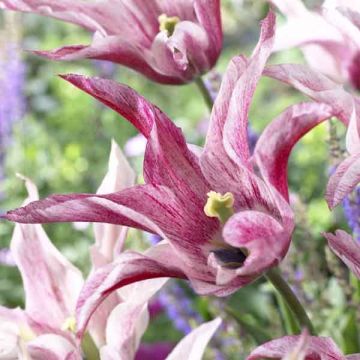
[
  {"left": 204, "top": 191, "right": 235, "bottom": 223},
  {"left": 158, "top": 13, "right": 180, "bottom": 36},
  {"left": 61, "top": 316, "right": 77, "bottom": 333}
]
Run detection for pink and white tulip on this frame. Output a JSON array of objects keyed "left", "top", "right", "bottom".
[
  {"left": 270, "top": 0, "right": 360, "bottom": 90},
  {"left": 1, "top": 12, "right": 339, "bottom": 338},
  {"left": 0, "top": 0, "right": 222, "bottom": 84}
]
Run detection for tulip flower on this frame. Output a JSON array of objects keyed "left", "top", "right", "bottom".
[
  {"left": 0, "top": 144, "right": 169, "bottom": 359},
  {"left": 0, "top": 0, "right": 222, "bottom": 84},
  {"left": 0, "top": 175, "right": 83, "bottom": 359},
  {"left": 269, "top": 0, "right": 360, "bottom": 90},
  {"left": 1, "top": 11, "right": 337, "bottom": 338},
  {"left": 264, "top": 63, "right": 360, "bottom": 209},
  {"left": 247, "top": 332, "right": 360, "bottom": 360}
]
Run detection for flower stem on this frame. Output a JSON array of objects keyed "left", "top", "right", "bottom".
[
  {"left": 265, "top": 267, "right": 316, "bottom": 335},
  {"left": 195, "top": 77, "right": 214, "bottom": 111}
]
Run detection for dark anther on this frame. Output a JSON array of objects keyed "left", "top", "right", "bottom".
[{"left": 212, "top": 247, "right": 247, "bottom": 269}]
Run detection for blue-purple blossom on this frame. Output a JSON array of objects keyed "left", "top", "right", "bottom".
[
  {"left": 0, "top": 43, "right": 25, "bottom": 185},
  {"left": 342, "top": 187, "right": 360, "bottom": 242}
]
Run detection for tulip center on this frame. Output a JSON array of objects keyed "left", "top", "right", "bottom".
[
  {"left": 212, "top": 247, "right": 248, "bottom": 269},
  {"left": 204, "top": 191, "right": 234, "bottom": 223},
  {"left": 158, "top": 14, "right": 180, "bottom": 36},
  {"left": 61, "top": 317, "right": 77, "bottom": 333},
  {"left": 19, "top": 325, "right": 36, "bottom": 342}
]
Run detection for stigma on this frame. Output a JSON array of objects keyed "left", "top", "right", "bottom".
[
  {"left": 61, "top": 316, "right": 77, "bottom": 333},
  {"left": 204, "top": 191, "right": 234, "bottom": 223},
  {"left": 158, "top": 14, "right": 180, "bottom": 36}
]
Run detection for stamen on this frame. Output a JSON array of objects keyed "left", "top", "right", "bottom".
[
  {"left": 61, "top": 316, "right": 77, "bottom": 333},
  {"left": 19, "top": 326, "right": 36, "bottom": 342},
  {"left": 158, "top": 14, "right": 180, "bottom": 36},
  {"left": 204, "top": 191, "right": 234, "bottom": 223}
]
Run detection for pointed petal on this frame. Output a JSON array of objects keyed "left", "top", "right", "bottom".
[
  {"left": 0, "top": 0, "right": 106, "bottom": 32},
  {"left": 100, "top": 278, "right": 167, "bottom": 360},
  {"left": 100, "top": 303, "right": 149, "bottom": 360},
  {"left": 204, "top": 11, "right": 275, "bottom": 168},
  {"left": 253, "top": 102, "right": 333, "bottom": 201},
  {"left": 247, "top": 335, "right": 344, "bottom": 360},
  {"left": 194, "top": 0, "right": 222, "bottom": 60},
  {"left": 222, "top": 211, "right": 291, "bottom": 278},
  {"left": 323, "top": 230, "right": 360, "bottom": 279},
  {"left": 326, "top": 152, "right": 360, "bottom": 208},
  {"left": 37, "top": 34, "right": 181, "bottom": 84},
  {"left": 264, "top": 64, "right": 352, "bottom": 126},
  {"left": 61, "top": 74, "right": 209, "bottom": 205},
  {"left": 166, "top": 318, "right": 221, "bottom": 360},
  {"left": 92, "top": 140, "right": 136, "bottom": 264},
  {"left": 10, "top": 178, "right": 83, "bottom": 329},
  {"left": 75, "top": 244, "right": 185, "bottom": 340},
  {"left": 27, "top": 334, "right": 80, "bottom": 360}
]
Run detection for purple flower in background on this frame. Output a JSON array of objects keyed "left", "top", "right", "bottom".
[
  {"left": 0, "top": 248, "right": 15, "bottom": 266},
  {"left": 343, "top": 188, "right": 360, "bottom": 242},
  {"left": 0, "top": 14, "right": 26, "bottom": 188},
  {"left": 158, "top": 282, "right": 203, "bottom": 335}
]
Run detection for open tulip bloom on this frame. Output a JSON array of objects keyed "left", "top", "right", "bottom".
[
  {"left": 2, "top": 11, "right": 342, "bottom": 339},
  {"left": 0, "top": 0, "right": 222, "bottom": 84}
]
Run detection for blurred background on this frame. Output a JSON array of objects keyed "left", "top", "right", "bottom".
[{"left": 0, "top": 0, "right": 357, "bottom": 358}]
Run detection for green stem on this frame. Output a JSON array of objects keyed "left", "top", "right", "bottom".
[
  {"left": 265, "top": 267, "right": 316, "bottom": 335},
  {"left": 195, "top": 77, "right": 214, "bottom": 111}
]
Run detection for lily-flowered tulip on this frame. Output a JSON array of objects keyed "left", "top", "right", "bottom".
[
  {"left": 247, "top": 332, "right": 360, "bottom": 360},
  {"left": 0, "top": 0, "right": 222, "bottom": 84},
  {"left": 0, "top": 175, "right": 83, "bottom": 359},
  {"left": 2, "top": 11, "right": 336, "bottom": 338},
  {"left": 0, "top": 144, "right": 170, "bottom": 360},
  {"left": 264, "top": 63, "right": 360, "bottom": 209},
  {"left": 269, "top": 0, "right": 360, "bottom": 90}
]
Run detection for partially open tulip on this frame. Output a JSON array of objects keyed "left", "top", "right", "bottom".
[
  {"left": 270, "top": 0, "right": 360, "bottom": 90},
  {"left": 0, "top": 0, "right": 222, "bottom": 84}
]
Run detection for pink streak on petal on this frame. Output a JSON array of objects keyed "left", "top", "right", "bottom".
[
  {"left": 254, "top": 102, "right": 333, "bottom": 201},
  {"left": 326, "top": 152, "right": 360, "bottom": 209},
  {"left": 323, "top": 230, "right": 360, "bottom": 279}
]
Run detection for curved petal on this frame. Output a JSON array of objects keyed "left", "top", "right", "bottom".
[
  {"left": 222, "top": 211, "right": 292, "bottom": 277},
  {"left": 27, "top": 334, "right": 81, "bottom": 360},
  {"left": 92, "top": 140, "right": 136, "bottom": 264},
  {"left": 37, "top": 34, "right": 180, "bottom": 84},
  {"left": 323, "top": 230, "right": 360, "bottom": 279},
  {"left": 247, "top": 335, "right": 345, "bottom": 360},
  {"left": 75, "top": 244, "right": 186, "bottom": 340},
  {"left": 264, "top": 63, "right": 352, "bottom": 126},
  {"left": 326, "top": 152, "right": 360, "bottom": 208},
  {"left": 10, "top": 177, "right": 83, "bottom": 329},
  {"left": 0, "top": 0, "right": 106, "bottom": 32},
  {"left": 100, "top": 278, "right": 167, "bottom": 360},
  {"left": 166, "top": 318, "right": 221, "bottom": 360},
  {"left": 253, "top": 102, "right": 333, "bottom": 201},
  {"left": 194, "top": 0, "right": 222, "bottom": 61},
  {"left": 203, "top": 11, "right": 275, "bottom": 168}
]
